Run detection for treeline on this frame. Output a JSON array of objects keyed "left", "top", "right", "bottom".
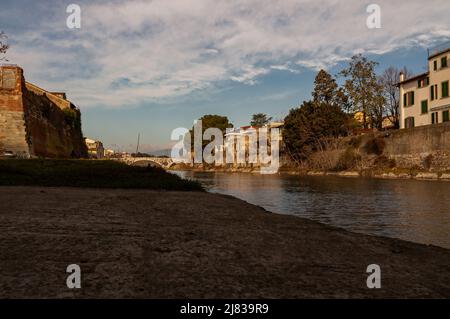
[
  {"left": 283, "top": 54, "right": 410, "bottom": 162},
  {"left": 194, "top": 55, "right": 410, "bottom": 164}
]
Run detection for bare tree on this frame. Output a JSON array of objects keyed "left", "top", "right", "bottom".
[
  {"left": 339, "top": 54, "right": 384, "bottom": 129},
  {"left": 0, "top": 32, "right": 9, "bottom": 61},
  {"left": 379, "top": 66, "right": 412, "bottom": 129}
]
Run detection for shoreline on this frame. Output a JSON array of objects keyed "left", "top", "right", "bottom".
[
  {"left": 169, "top": 166, "right": 450, "bottom": 182},
  {"left": 1, "top": 186, "right": 449, "bottom": 298}
]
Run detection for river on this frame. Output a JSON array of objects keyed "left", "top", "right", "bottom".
[{"left": 174, "top": 171, "right": 450, "bottom": 249}]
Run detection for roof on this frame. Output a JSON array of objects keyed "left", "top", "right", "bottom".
[
  {"left": 428, "top": 41, "right": 450, "bottom": 60},
  {"left": 397, "top": 72, "right": 429, "bottom": 86},
  {"left": 429, "top": 48, "right": 450, "bottom": 60}
]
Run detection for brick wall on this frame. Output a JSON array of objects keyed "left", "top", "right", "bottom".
[
  {"left": 0, "top": 66, "right": 29, "bottom": 155},
  {"left": 0, "top": 65, "right": 87, "bottom": 158}
]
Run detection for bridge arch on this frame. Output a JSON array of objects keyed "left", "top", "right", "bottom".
[{"left": 130, "top": 159, "right": 164, "bottom": 168}]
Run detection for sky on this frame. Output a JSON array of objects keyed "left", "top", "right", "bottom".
[{"left": 1, "top": 0, "right": 450, "bottom": 153}]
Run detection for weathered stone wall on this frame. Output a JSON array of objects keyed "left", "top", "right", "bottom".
[
  {"left": 380, "top": 123, "right": 450, "bottom": 171},
  {"left": 382, "top": 122, "right": 450, "bottom": 154},
  {"left": 0, "top": 66, "right": 29, "bottom": 155},
  {"left": 0, "top": 65, "right": 87, "bottom": 158}
]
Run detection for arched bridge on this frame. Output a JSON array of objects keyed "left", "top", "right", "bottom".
[{"left": 116, "top": 157, "right": 175, "bottom": 169}]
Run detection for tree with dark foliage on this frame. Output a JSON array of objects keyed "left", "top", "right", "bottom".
[{"left": 283, "top": 101, "right": 349, "bottom": 162}]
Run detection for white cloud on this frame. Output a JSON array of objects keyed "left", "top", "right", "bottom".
[{"left": 5, "top": 0, "right": 450, "bottom": 108}]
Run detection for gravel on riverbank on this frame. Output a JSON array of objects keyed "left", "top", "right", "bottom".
[{"left": 1, "top": 186, "right": 449, "bottom": 298}]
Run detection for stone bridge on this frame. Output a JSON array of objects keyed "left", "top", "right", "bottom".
[{"left": 116, "top": 157, "right": 175, "bottom": 169}]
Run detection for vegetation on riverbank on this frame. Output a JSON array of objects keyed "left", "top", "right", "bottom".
[{"left": 0, "top": 159, "right": 203, "bottom": 191}]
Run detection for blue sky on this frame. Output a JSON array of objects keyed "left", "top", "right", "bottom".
[{"left": 1, "top": 0, "right": 449, "bottom": 152}]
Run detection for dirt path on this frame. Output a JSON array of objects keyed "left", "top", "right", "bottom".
[{"left": 0, "top": 186, "right": 449, "bottom": 298}]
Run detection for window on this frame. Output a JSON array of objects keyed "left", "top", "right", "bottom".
[
  {"left": 432, "top": 112, "right": 439, "bottom": 124},
  {"left": 434, "top": 60, "right": 438, "bottom": 71},
  {"left": 444, "top": 110, "right": 450, "bottom": 122},
  {"left": 442, "top": 56, "right": 448, "bottom": 68},
  {"left": 442, "top": 81, "right": 449, "bottom": 98},
  {"left": 418, "top": 78, "right": 428, "bottom": 88},
  {"left": 403, "top": 91, "right": 414, "bottom": 107},
  {"left": 404, "top": 117, "right": 415, "bottom": 129},
  {"left": 430, "top": 84, "right": 438, "bottom": 100},
  {"left": 421, "top": 100, "right": 428, "bottom": 114},
  {"left": 0, "top": 68, "right": 17, "bottom": 89}
]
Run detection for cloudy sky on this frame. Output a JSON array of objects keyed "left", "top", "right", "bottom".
[{"left": 1, "top": 0, "right": 449, "bottom": 152}]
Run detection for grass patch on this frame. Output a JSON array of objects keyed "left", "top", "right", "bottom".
[{"left": 0, "top": 159, "right": 204, "bottom": 191}]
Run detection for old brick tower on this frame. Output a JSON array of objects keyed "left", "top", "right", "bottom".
[{"left": 0, "top": 65, "right": 87, "bottom": 158}]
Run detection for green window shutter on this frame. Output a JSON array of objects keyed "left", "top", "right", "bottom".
[
  {"left": 411, "top": 92, "right": 414, "bottom": 105},
  {"left": 426, "top": 77, "right": 430, "bottom": 85},
  {"left": 403, "top": 93, "right": 407, "bottom": 106},
  {"left": 444, "top": 110, "right": 450, "bottom": 122},
  {"left": 443, "top": 81, "right": 449, "bottom": 98},
  {"left": 421, "top": 100, "right": 428, "bottom": 114},
  {"left": 434, "top": 60, "right": 438, "bottom": 70},
  {"left": 431, "top": 86, "right": 434, "bottom": 100},
  {"left": 418, "top": 80, "right": 421, "bottom": 88}
]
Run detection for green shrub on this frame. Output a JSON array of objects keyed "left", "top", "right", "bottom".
[{"left": 0, "top": 159, "right": 203, "bottom": 191}]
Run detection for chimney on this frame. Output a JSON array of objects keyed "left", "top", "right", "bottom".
[{"left": 399, "top": 72, "right": 405, "bottom": 83}]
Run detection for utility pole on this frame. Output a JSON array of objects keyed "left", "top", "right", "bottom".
[{"left": 135, "top": 133, "right": 140, "bottom": 156}]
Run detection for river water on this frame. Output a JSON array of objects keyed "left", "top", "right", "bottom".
[{"left": 174, "top": 171, "right": 450, "bottom": 249}]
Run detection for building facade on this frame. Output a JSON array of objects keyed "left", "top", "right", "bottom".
[
  {"left": 399, "top": 45, "right": 450, "bottom": 129},
  {"left": 85, "top": 138, "right": 105, "bottom": 159}
]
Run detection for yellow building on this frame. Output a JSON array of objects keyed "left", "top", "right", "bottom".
[{"left": 399, "top": 43, "right": 450, "bottom": 128}]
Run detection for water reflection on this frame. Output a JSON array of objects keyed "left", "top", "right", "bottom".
[{"left": 175, "top": 171, "right": 450, "bottom": 249}]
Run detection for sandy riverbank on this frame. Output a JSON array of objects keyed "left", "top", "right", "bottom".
[{"left": 1, "top": 186, "right": 449, "bottom": 298}]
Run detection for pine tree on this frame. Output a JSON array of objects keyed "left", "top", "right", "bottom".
[
  {"left": 250, "top": 113, "right": 272, "bottom": 127},
  {"left": 312, "top": 69, "right": 338, "bottom": 105}
]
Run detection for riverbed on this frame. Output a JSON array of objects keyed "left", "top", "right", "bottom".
[
  {"left": 174, "top": 171, "right": 450, "bottom": 249},
  {"left": 1, "top": 186, "right": 449, "bottom": 298}
]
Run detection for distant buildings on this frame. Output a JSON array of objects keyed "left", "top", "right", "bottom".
[
  {"left": 222, "top": 121, "right": 284, "bottom": 166},
  {"left": 399, "top": 43, "right": 450, "bottom": 128},
  {"left": 354, "top": 112, "right": 395, "bottom": 131},
  {"left": 85, "top": 138, "right": 104, "bottom": 159},
  {"left": 104, "top": 149, "right": 115, "bottom": 157}
]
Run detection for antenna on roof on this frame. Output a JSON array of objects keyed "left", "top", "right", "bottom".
[{"left": 135, "top": 133, "right": 140, "bottom": 156}]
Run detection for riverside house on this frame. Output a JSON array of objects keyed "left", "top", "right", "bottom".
[{"left": 399, "top": 43, "right": 450, "bottom": 129}]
